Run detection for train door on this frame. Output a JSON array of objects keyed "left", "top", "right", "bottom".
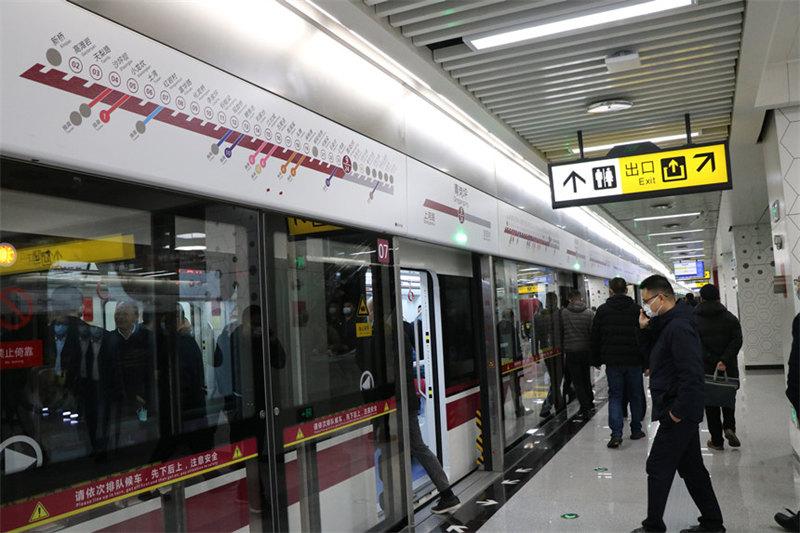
[
  {"left": 397, "top": 239, "right": 481, "bottom": 495},
  {"left": 399, "top": 269, "right": 445, "bottom": 503},
  {"left": 262, "top": 216, "right": 409, "bottom": 532}
]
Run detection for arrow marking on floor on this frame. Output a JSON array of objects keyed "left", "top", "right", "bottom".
[
  {"left": 515, "top": 467, "right": 532, "bottom": 473},
  {"left": 501, "top": 479, "right": 519, "bottom": 485},
  {"left": 476, "top": 499, "right": 498, "bottom": 506}
]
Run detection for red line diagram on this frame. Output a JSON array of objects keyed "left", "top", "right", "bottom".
[{"left": 19, "top": 63, "right": 346, "bottom": 180}]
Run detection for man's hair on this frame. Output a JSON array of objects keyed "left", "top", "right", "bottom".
[
  {"left": 640, "top": 275, "right": 675, "bottom": 299},
  {"left": 51, "top": 286, "right": 83, "bottom": 313},
  {"left": 609, "top": 277, "right": 627, "bottom": 295},
  {"left": 568, "top": 289, "right": 582, "bottom": 301}
]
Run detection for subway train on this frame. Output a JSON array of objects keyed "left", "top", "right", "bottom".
[{"left": 0, "top": 3, "right": 662, "bottom": 532}]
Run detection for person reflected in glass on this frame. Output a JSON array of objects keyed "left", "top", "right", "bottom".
[
  {"left": 498, "top": 308, "right": 525, "bottom": 418},
  {"left": 326, "top": 301, "right": 347, "bottom": 355},
  {"left": 105, "top": 300, "right": 156, "bottom": 450},
  {"left": 340, "top": 300, "right": 358, "bottom": 352},
  {"left": 74, "top": 321, "right": 109, "bottom": 457},
  {"left": 535, "top": 292, "right": 564, "bottom": 418},
  {"left": 41, "top": 286, "right": 87, "bottom": 418}
]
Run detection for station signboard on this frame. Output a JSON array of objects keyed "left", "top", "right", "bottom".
[{"left": 548, "top": 142, "right": 731, "bottom": 208}]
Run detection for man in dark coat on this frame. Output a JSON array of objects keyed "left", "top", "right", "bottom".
[
  {"left": 561, "top": 289, "right": 594, "bottom": 417},
  {"left": 591, "top": 277, "right": 647, "bottom": 447},
  {"left": 694, "top": 284, "right": 743, "bottom": 450},
  {"left": 774, "top": 309, "right": 799, "bottom": 532},
  {"left": 632, "top": 275, "right": 724, "bottom": 533}
]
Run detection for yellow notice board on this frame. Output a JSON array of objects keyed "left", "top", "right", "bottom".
[
  {"left": 287, "top": 217, "right": 342, "bottom": 236},
  {"left": 518, "top": 284, "right": 539, "bottom": 294},
  {"left": 0, "top": 234, "right": 135, "bottom": 276},
  {"left": 619, "top": 143, "right": 729, "bottom": 194}
]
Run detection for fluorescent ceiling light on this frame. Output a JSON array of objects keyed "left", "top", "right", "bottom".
[
  {"left": 634, "top": 212, "right": 701, "bottom": 222},
  {"left": 672, "top": 253, "right": 705, "bottom": 258},
  {"left": 587, "top": 100, "right": 633, "bottom": 113},
  {"left": 648, "top": 228, "right": 705, "bottom": 237},
  {"left": 663, "top": 248, "right": 704, "bottom": 254},
  {"left": 657, "top": 240, "right": 704, "bottom": 247},
  {"left": 466, "top": 0, "right": 693, "bottom": 50},
  {"left": 571, "top": 132, "right": 699, "bottom": 155}
]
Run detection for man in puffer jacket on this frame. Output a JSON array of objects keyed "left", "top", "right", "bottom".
[
  {"left": 591, "top": 277, "right": 647, "bottom": 448},
  {"left": 694, "top": 284, "right": 743, "bottom": 451},
  {"left": 560, "top": 289, "right": 595, "bottom": 417}
]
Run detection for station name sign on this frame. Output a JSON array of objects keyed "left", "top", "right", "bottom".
[{"left": 548, "top": 142, "right": 731, "bottom": 209}]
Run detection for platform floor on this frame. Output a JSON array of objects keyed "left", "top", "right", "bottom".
[{"left": 475, "top": 369, "right": 798, "bottom": 533}]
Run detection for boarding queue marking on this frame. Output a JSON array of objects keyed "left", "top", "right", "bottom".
[{"left": 548, "top": 142, "right": 730, "bottom": 208}]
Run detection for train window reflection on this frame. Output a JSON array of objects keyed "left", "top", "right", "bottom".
[
  {"left": 269, "top": 226, "right": 397, "bottom": 420},
  {"left": 1, "top": 164, "right": 266, "bottom": 526}
]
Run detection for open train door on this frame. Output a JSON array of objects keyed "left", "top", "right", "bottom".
[{"left": 399, "top": 269, "right": 448, "bottom": 505}]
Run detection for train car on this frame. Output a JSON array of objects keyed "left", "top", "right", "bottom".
[{"left": 0, "top": 2, "right": 656, "bottom": 532}]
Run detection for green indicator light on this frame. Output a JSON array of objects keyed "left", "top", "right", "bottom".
[
  {"left": 561, "top": 513, "right": 579, "bottom": 519},
  {"left": 594, "top": 467, "right": 608, "bottom": 472},
  {"left": 573, "top": 262, "right": 581, "bottom": 270},
  {"left": 454, "top": 231, "right": 468, "bottom": 245},
  {"left": 295, "top": 256, "right": 305, "bottom": 269}
]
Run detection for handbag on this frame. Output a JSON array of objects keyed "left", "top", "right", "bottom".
[{"left": 704, "top": 370, "right": 738, "bottom": 409}]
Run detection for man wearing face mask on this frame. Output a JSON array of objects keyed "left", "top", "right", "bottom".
[
  {"left": 42, "top": 286, "right": 87, "bottom": 415},
  {"left": 632, "top": 275, "right": 724, "bottom": 533}
]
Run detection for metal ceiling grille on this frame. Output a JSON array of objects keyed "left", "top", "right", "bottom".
[{"left": 366, "top": 0, "right": 743, "bottom": 164}]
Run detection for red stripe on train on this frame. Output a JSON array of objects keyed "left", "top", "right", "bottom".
[{"left": 446, "top": 391, "right": 480, "bottom": 431}]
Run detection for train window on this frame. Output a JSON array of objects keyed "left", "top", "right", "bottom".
[
  {"left": 438, "top": 274, "right": 479, "bottom": 395},
  {"left": 1, "top": 160, "right": 268, "bottom": 530}
]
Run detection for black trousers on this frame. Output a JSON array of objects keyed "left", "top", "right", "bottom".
[
  {"left": 643, "top": 417, "right": 724, "bottom": 532},
  {"left": 705, "top": 404, "right": 736, "bottom": 446},
  {"left": 564, "top": 350, "right": 593, "bottom": 412}
]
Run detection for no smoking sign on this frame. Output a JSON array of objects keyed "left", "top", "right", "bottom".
[{"left": 0, "top": 287, "right": 34, "bottom": 330}]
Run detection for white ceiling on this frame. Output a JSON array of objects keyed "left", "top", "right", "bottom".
[{"left": 315, "top": 0, "right": 797, "bottom": 268}]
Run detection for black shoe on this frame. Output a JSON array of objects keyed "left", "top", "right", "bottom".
[
  {"left": 631, "top": 430, "right": 646, "bottom": 440},
  {"left": 679, "top": 525, "right": 726, "bottom": 532},
  {"left": 431, "top": 496, "right": 461, "bottom": 514},
  {"left": 539, "top": 409, "right": 552, "bottom": 419},
  {"left": 723, "top": 429, "right": 741, "bottom": 447},
  {"left": 775, "top": 508, "right": 800, "bottom": 532},
  {"left": 607, "top": 436, "right": 623, "bottom": 448},
  {"left": 706, "top": 439, "right": 724, "bottom": 451}
]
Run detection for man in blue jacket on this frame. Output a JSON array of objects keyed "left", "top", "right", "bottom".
[{"left": 632, "top": 275, "right": 725, "bottom": 533}]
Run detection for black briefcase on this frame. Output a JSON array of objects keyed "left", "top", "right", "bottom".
[{"left": 704, "top": 370, "right": 738, "bottom": 409}]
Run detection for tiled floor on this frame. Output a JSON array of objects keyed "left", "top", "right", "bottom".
[{"left": 479, "top": 370, "right": 799, "bottom": 533}]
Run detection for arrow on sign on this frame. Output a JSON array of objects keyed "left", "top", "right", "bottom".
[
  {"left": 515, "top": 467, "right": 532, "bottom": 473},
  {"left": 447, "top": 526, "right": 468, "bottom": 533},
  {"left": 476, "top": 499, "right": 498, "bottom": 506},
  {"left": 693, "top": 152, "right": 716, "bottom": 172},
  {"left": 501, "top": 479, "right": 519, "bottom": 485},
  {"left": 562, "top": 171, "right": 585, "bottom": 193}
]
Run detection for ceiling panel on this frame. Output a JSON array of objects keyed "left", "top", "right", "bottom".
[{"left": 364, "top": 0, "right": 745, "bottom": 278}]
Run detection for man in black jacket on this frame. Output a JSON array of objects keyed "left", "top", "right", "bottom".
[
  {"left": 632, "top": 275, "right": 724, "bottom": 533},
  {"left": 591, "top": 277, "right": 647, "bottom": 448},
  {"left": 694, "top": 284, "right": 743, "bottom": 450}
]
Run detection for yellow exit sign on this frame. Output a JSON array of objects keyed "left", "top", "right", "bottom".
[{"left": 549, "top": 142, "right": 731, "bottom": 208}]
